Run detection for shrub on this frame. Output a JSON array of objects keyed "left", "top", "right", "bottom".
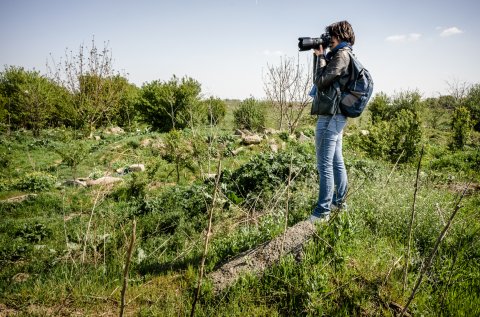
[
  {"left": 233, "top": 97, "right": 266, "bottom": 132},
  {"left": 204, "top": 97, "right": 226, "bottom": 126},
  {"left": 16, "top": 171, "right": 57, "bottom": 192},
  {"left": 136, "top": 76, "right": 202, "bottom": 132},
  {"left": 225, "top": 143, "right": 316, "bottom": 198},
  {"left": 450, "top": 106, "right": 472, "bottom": 150},
  {"left": 464, "top": 83, "right": 480, "bottom": 131},
  {"left": 14, "top": 221, "right": 52, "bottom": 243},
  {"left": 361, "top": 92, "right": 423, "bottom": 163}
]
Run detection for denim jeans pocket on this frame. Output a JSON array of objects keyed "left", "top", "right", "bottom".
[{"left": 327, "top": 115, "right": 347, "bottom": 134}]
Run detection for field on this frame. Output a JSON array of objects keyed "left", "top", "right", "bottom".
[{"left": 0, "top": 99, "right": 479, "bottom": 317}]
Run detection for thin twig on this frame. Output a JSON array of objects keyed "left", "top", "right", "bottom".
[
  {"left": 400, "top": 181, "right": 471, "bottom": 316},
  {"left": 281, "top": 152, "right": 294, "bottom": 254},
  {"left": 383, "top": 255, "right": 403, "bottom": 286},
  {"left": 190, "top": 158, "right": 222, "bottom": 317},
  {"left": 386, "top": 149, "right": 405, "bottom": 186},
  {"left": 403, "top": 145, "right": 424, "bottom": 293},
  {"left": 82, "top": 188, "right": 104, "bottom": 264},
  {"left": 119, "top": 219, "right": 136, "bottom": 317}
]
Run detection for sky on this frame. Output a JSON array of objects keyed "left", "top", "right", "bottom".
[{"left": 1, "top": 0, "right": 479, "bottom": 100}]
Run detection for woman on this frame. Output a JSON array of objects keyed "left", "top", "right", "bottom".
[{"left": 309, "top": 20, "right": 355, "bottom": 223}]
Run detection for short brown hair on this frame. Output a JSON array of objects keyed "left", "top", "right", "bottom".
[{"left": 326, "top": 20, "right": 355, "bottom": 45}]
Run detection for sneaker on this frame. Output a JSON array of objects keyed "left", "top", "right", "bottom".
[
  {"left": 331, "top": 203, "right": 347, "bottom": 212},
  {"left": 308, "top": 213, "right": 330, "bottom": 224}
]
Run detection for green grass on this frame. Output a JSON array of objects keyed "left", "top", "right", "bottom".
[{"left": 0, "top": 102, "right": 479, "bottom": 316}]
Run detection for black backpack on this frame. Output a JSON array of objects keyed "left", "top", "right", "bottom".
[{"left": 339, "top": 52, "right": 374, "bottom": 118}]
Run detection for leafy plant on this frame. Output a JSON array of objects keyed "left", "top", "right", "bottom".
[
  {"left": 225, "top": 144, "right": 316, "bottom": 198},
  {"left": 15, "top": 221, "right": 52, "bottom": 243},
  {"left": 16, "top": 171, "right": 57, "bottom": 192},
  {"left": 204, "top": 96, "right": 226, "bottom": 126},
  {"left": 450, "top": 106, "right": 472, "bottom": 150},
  {"left": 233, "top": 97, "right": 266, "bottom": 132},
  {"left": 136, "top": 75, "right": 202, "bottom": 132},
  {"left": 54, "top": 141, "right": 90, "bottom": 179}
]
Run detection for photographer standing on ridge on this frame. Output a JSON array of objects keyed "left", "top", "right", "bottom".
[{"left": 308, "top": 20, "right": 355, "bottom": 223}]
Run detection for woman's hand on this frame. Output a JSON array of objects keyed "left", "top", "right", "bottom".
[{"left": 313, "top": 46, "right": 324, "bottom": 57}]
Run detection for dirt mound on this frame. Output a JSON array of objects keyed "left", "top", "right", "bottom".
[{"left": 209, "top": 220, "right": 317, "bottom": 293}]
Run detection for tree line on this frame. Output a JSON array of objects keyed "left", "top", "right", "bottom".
[{"left": 0, "top": 40, "right": 227, "bottom": 137}]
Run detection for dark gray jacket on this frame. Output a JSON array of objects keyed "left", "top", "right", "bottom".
[{"left": 312, "top": 47, "right": 352, "bottom": 115}]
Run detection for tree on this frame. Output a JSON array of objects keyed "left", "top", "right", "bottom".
[
  {"left": 49, "top": 38, "right": 129, "bottom": 136},
  {"left": 0, "top": 66, "right": 63, "bottom": 136},
  {"left": 263, "top": 55, "right": 312, "bottom": 133},
  {"left": 362, "top": 91, "right": 423, "bottom": 163},
  {"left": 233, "top": 97, "right": 266, "bottom": 132},
  {"left": 203, "top": 96, "right": 226, "bottom": 126},
  {"left": 137, "top": 75, "right": 202, "bottom": 132},
  {"left": 464, "top": 83, "right": 480, "bottom": 132},
  {"left": 450, "top": 106, "right": 472, "bottom": 150}
]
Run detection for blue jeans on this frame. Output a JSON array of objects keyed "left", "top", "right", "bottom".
[{"left": 312, "top": 114, "right": 348, "bottom": 217}]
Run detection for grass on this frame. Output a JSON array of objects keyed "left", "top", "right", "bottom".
[{"left": 0, "top": 101, "right": 479, "bottom": 316}]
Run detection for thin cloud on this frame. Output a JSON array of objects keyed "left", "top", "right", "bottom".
[
  {"left": 385, "top": 33, "right": 422, "bottom": 43},
  {"left": 439, "top": 26, "right": 464, "bottom": 37},
  {"left": 263, "top": 50, "right": 284, "bottom": 56}
]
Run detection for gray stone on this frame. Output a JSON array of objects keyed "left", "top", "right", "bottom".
[
  {"left": 86, "top": 176, "right": 123, "bottom": 186},
  {"left": 129, "top": 164, "right": 145, "bottom": 172},
  {"left": 242, "top": 134, "right": 262, "bottom": 145}
]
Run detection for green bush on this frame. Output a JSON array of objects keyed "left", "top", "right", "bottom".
[
  {"left": 450, "top": 106, "right": 472, "bottom": 150},
  {"left": 225, "top": 143, "right": 316, "bottom": 198},
  {"left": 16, "top": 171, "right": 57, "bottom": 192},
  {"left": 14, "top": 221, "right": 52, "bottom": 243},
  {"left": 363, "top": 91, "right": 425, "bottom": 163},
  {"left": 136, "top": 76, "right": 202, "bottom": 132},
  {"left": 204, "top": 97, "right": 226, "bottom": 126},
  {"left": 233, "top": 97, "right": 266, "bottom": 132}
]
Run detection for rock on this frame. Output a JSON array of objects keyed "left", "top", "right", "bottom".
[
  {"left": 264, "top": 128, "right": 281, "bottom": 135},
  {"left": 104, "top": 126, "right": 124, "bottom": 135},
  {"left": 12, "top": 273, "right": 30, "bottom": 283},
  {"left": 140, "top": 139, "right": 151, "bottom": 147},
  {"left": 86, "top": 176, "right": 123, "bottom": 186},
  {"left": 128, "top": 164, "right": 145, "bottom": 172},
  {"left": 67, "top": 242, "right": 81, "bottom": 251},
  {"left": 209, "top": 220, "right": 317, "bottom": 293},
  {"left": 1, "top": 194, "right": 37, "bottom": 204},
  {"left": 297, "top": 132, "right": 310, "bottom": 142},
  {"left": 360, "top": 129, "right": 370, "bottom": 136},
  {"left": 242, "top": 134, "right": 262, "bottom": 145},
  {"left": 63, "top": 179, "right": 87, "bottom": 187},
  {"left": 234, "top": 129, "right": 245, "bottom": 136},
  {"left": 231, "top": 147, "right": 245, "bottom": 156},
  {"left": 202, "top": 173, "right": 217, "bottom": 180},
  {"left": 270, "top": 143, "right": 278, "bottom": 153}
]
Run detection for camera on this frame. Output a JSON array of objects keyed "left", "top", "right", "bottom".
[{"left": 298, "top": 33, "right": 331, "bottom": 51}]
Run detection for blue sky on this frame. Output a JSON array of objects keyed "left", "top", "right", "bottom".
[{"left": 1, "top": 0, "right": 479, "bottom": 99}]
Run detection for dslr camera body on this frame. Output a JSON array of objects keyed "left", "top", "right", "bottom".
[{"left": 298, "top": 33, "right": 331, "bottom": 51}]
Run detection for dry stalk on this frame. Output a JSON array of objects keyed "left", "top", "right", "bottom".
[
  {"left": 386, "top": 149, "right": 405, "bottom": 186},
  {"left": 400, "top": 181, "right": 471, "bottom": 316},
  {"left": 82, "top": 188, "right": 105, "bottom": 264},
  {"left": 403, "top": 145, "right": 424, "bottom": 293},
  {"left": 119, "top": 218, "right": 136, "bottom": 317},
  {"left": 281, "top": 152, "right": 294, "bottom": 254},
  {"left": 190, "top": 158, "right": 222, "bottom": 317}
]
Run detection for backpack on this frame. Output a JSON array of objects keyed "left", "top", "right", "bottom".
[{"left": 339, "top": 52, "right": 373, "bottom": 118}]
